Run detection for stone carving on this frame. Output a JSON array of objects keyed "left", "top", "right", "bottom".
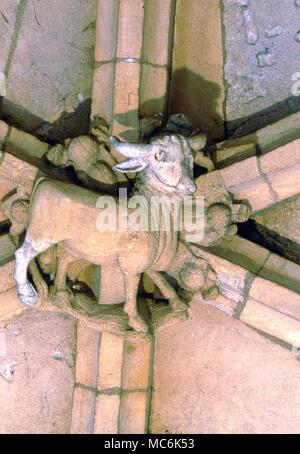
[
  {"left": 1, "top": 117, "right": 251, "bottom": 337},
  {"left": 14, "top": 133, "right": 214, "bottom": 333}
]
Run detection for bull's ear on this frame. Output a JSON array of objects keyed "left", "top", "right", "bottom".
[
  {"left": 188, "top": 134, "right": 207, "bottom": 152},
  {"left": 113, "top": 158, "right": 148, "bottom": 173}
]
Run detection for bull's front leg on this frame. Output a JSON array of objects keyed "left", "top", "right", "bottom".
[
  {"left": 122, "top": 271, "right": 148, "bottom": 332},
  {"left": 14, "top": 240, "right": 41, "bottom": 306}
]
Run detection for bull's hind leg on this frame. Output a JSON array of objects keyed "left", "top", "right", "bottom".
[
  {"left": 122, "top": 271, "right": 148, "bottom": 332},
  {"left": 14, "top": 239, "right": 52, "bottom": 306}
]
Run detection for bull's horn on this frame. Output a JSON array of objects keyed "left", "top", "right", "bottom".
[{"left": 110, "top": 136, "right": 150, "bottom": 158}]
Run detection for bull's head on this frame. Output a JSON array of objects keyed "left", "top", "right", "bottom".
[{"left": 110, "top": 134, "right": 206, "bottom": 197}]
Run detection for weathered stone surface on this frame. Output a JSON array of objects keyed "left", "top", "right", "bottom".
[
  {"left": 112, "top": 62, "right": 141, "bottom": 141},
  {"left": 259, "top": 139, "right": 300, "bottom": 175},
  {"left": 0, "top": 0, "right": 21, "bottom": 74},
  {"left": 151, "top": 302, "right": 300, "bottom": 434},
  {"left": 0, "top": 260, "right": 15, "bottom": 293},
  {"left": 0, "top": 286, "right": 23, "bottom": 320},
  {"left": 249, "top": 277, "right": 300, "bottom": 321},
  {"left": 0, "top": 151, "right": 38, "bottom": 196},
  {"left": 92, "top": 64, "right": 115, "bottom": 126},
  {"left": 0, "top": 234, "right": 16, "bottom": 266},
  {"left": 0, "top": 309, "right": 76, "bottom": 434},
  {"left": 259, "top": 253, "right": 300, "bottom": 294},
  {"left": 213, "top": 112, "right": 300, "bottom": 168},
  {"left": 122, "top": 340, "right": 152, "bottom": 390},
  {"left": 0, "top": 121, "right": 9, "bottom": 150},
  {"left": 207, "top": 235, "right": 269, "bottom": 274},
  {"left": 116, "top": 0, "right": 144, "bottom": 59},
  {"left": 5, "top": 125, "right": 49, "bottom": 162},
  {"left": 207, "top": 235, "right": 300, "bottom": 294},
  {"left": 142, "top": 0, "right": 173, "bottom": 66},
  {"left": 75, "top": 323, "right": 100, "bottom": 387},
  {"left": 140, "top": 65, "right": 168, "bottom": 118},
  {"left": 2, "top": 0, "right": 96, "bottom": 137},
  {"left": 119, "top": 391, "right": 148, "bottom": 434},
  {"left": 95, "top": 0, "right": 119, "bottom": 62},
  {"left": 223, "top": 0, "right": 300, "bottom": 136},
  {"left": 98, "top": 333, "right": 124, "bottom": 390},
  {"left": 198, "top": 249, "right": 249, "bottom": 305},
  {"left": 70, "top": 387, "right": 96, "bottom": 434},
  {"left": 94, "top": 394, "right": 120, "bottom": 434},
  {"left": 170, "top": 0, "right": 225, "bottom": 140},
  {"left": 241, "top": 299, "right": 300, "bottom": 348},
  {"left": 254, "top": 196, "right": 300, "bottom": 264}
]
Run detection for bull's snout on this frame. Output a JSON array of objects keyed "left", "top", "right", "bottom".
[{"left": 178, "top": 180, "right": 197, "bottom": 196}]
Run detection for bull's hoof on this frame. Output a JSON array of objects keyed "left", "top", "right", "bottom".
[
  {"left": 128, "top": 315, "right": 148, "bottom": 333},
  {"left": 170, "top": 297, "right": 188, "bottom": 312},
  {"left": 18, "top": 283, "right": 38, "bottom": 306}
]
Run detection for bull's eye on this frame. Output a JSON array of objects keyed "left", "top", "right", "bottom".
[{"left": 154, "top": 149, "right": 167, "bottom": 162}]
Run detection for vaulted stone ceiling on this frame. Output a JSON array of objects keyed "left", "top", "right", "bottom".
[{"left": 0, "top": 0, "right": 300, "bottom": 434}]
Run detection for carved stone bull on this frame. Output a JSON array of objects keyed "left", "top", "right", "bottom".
[{"left": 14, "top": 134, "right": 204, "bottom": 332}]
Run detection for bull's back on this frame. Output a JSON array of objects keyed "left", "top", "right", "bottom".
[
  {"left": 27, "top": 178, "right": 119, "bottom": 253},
  {"left": 27, "top": 178, "right": 158, "bottom": 267}
]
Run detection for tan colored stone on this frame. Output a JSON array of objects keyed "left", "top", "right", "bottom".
[
  {"left": 122, "top": 340, "right": 152, "bottom": 390},
  {"left": 98, "top": 333, "right": 124, "bottom": 390},
  {"left": 0, "top": 151, "right": 38, "bottom": 196},
  {"left": 249, "top": 277, "right": 300, "bottom": 321},
  {"left": 140, "top": 65, "right": 168, "bottom": 118},
  {"left": 95, "top": 0, "right": 119, "bottom": 62},
  {"left": 142, "top": 0, "right": 173, "bottom": 65},
  {"left": 259, "top": 139, "right": 300, "bottom": 175},
  {"left": 92, "top": 63, "right": 115, "bottom": 126},
  {"left": 151, "top": 302, "right": 300, "bottom": 434},
  {"left": 256, "top": 110, "right": 300, "bottom": 154},
  {"left": 119, "top": 392, "right": 148, "bottom": 434},
  {"left": 170, "top": 0, "right": 224, "bottom": 140},
  {"left": 208, "top": 236, "right": 269, "bottom": 274},
  {"left": 0, "top": 234, "right": 16, "bottom": 266},
  {"left": 112, "top": 62, "right": 141, "bottom": 142},
  {"left": 99, "top": 263, "right": 125, "bottom": 305},
  {"left": 0, "top": 211, "right": 7, "bottom": 223},
  {"left": 94, "top": 394, "right": 120, "bottom": 434},
  {"left": 0, "top": 310, "right": 76, "bottom": 434},
  {"left": 220, "top": 156, "right": 260, "bottom": 189},
  {"left": 2, "top": 0, "right": 96, "bottom": 131},
  {"left": 0, "top": 287, "right": 23, "bottom": 320},
  {"left": 267, "top": 164, "right": 300, "bottom": 202},
  {"left": 70, "top": 387, "right": 96, "bottom": 434},
  {"left": 0, "top": 121, "right": 9, "bottom": 149},
  {"left": 241, "top": 300, "right": 300, "bottom": 348},
  {"left": 6, "top": 126, "right": 49, "bottom": 161},
  {"left": 231, "top": 178, "right": 276, "bottom": 213},
  {"left": 198, "top": 249, "right": 249, "bottom": 302},
  {"left": 213, "top": 141, "right": 257, "bottom": 168},
  {"left": 116, "top": 0, "right": 144, "bottom": 59},
  {"left": 75, "top": 323, "right": 100, "bottom": 387},
  {"left": 194, "top": 293, "right": 238, "bottom": 317},
  {"left": 0, "top": 260, "right": 15, "bottom": 293},
  {"left": 259, "top": 254, "right": 300, "bottom": 294}
]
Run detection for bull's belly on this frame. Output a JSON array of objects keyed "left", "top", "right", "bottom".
[
  {"left": 62, "top": 230, "right": 121, "bottom": 265},
  {"left": 28, "top": 178, "right": 159, "bottom": 270},
  {"left": 62, "top": 229, "right": 159, "bottom": 271}
]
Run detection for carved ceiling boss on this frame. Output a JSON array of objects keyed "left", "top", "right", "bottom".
[{"left": 6, "top": 116, "right": 249, "bottom": 335}]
